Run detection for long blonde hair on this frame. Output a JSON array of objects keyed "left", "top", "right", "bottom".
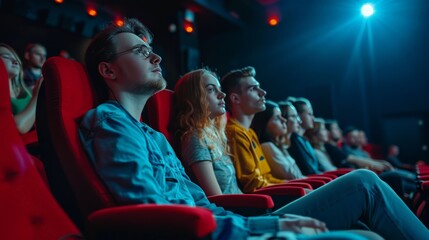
[
  {"left": 0, "top": 43, "right": 30, "bottom": 98},
  {"left": 174, "top": 68, "right": 229, "bottom": 156}
]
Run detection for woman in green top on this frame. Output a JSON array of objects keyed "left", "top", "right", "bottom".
[{"left": 0, "top": 43, "right": 42, "bottom": 134}]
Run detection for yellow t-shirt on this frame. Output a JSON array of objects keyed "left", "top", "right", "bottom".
[{"left": 226, "top": 118, "right": 284, "bottom": 193}]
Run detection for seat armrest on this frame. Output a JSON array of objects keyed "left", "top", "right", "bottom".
[
  {"left": 325, "top": 168, "right": 354, "bottom": 176},
  {"left": 263, "top": 182, "right": 313, "bottom": 190},
  {"left": 305, "top": 176, "right": 332, "bottom": 183},
  {"left": 288, "top": 179, "right": 325, "bottom": 189},
  {"left": 255, "top": 186, "right": 306, "bottom": 197},
  {"left": 87, "top": 204, "right": 215, "bottom": 239},
  {"left": 421, "top": 181, "right": 429, "bottom": 191},
  {"left": 208, "top": 194, "right": 274, "bottom": 209},
  {"left": 311, "top": 173, "right": 337, "bottom": 179}
]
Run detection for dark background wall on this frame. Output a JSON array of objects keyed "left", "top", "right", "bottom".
[
  {"left": 1, "top": 0, "right": 428, "bottom": 162},
  {"left": 201, "top": 0, "right": 429, "bottom": 163}
]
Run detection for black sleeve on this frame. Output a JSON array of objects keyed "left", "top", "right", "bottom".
[{"left": 288, "top": 134, "right": 320, "bottom": 175}]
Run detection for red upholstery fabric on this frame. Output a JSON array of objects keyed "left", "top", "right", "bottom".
[
  {"left": 41, "top": 57, "right": 216, "bottom": 238},
  {"left": 145, "top": 89, "right": 175, "bottom": 143},
  {"left": 363, "top": 144, "right": 384, "bottom": 159},
  {"left": 0, "top": 59, "right": 80, "bottom": 239},
  {"left": 21, "top": 129, "right": 38, "bottom": 145},
  {"left": 42, "top": 57, "right": 115, "bottom": 217},
  {"left": 88, "top": 204, "right": 216, "bottom": 239}
]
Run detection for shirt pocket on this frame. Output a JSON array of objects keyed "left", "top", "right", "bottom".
[{"left": 147, "top": 151, "right": 166, "bottom": 190}]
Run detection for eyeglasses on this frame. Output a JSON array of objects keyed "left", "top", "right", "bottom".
[{"left": 111, "top": 44, "right": 153, "bottom": 60}]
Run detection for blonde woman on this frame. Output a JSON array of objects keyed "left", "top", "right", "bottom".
[
  {"left": 174, "top": 68, "right": 242, "bottom": 196},
  {"left": 0, "top": 43, "right": 43, "bottom": 134}
]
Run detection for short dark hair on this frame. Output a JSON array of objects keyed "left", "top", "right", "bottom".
[
  {"left": 84, "top": 18, "right": 153, "bottom": 102},
  {"left": 325, "top": 119, "right": 338, "bottom": 131},
  {"left": 220, "top": 66, "right": 255, "bottom": 110},
  {"left": 278, "top": 100, "right": 294, "bottom": 118},
  {"left": 287, "top": 96, "right": 311, "bottom": 114},
  {"left": 343, "top": 126, "right": 359, "bottom": 136}
]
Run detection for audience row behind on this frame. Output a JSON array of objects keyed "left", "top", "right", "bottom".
[{"left": 169, "top": 65, "right": 427, "bottom": 238}]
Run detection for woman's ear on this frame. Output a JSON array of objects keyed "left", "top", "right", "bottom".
[{"left": 98, "top": 62, "right": 116, "bottom": 80}]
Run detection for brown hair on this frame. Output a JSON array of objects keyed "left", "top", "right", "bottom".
[
  {"left": 84, "top": 18, "right": 153, "bottom": 103},
  {"left": 220, "top": 66, "right": 256, "bottom": 110},
  {"left": 305, "top": 117, "right": 325, "bottom": 148}
]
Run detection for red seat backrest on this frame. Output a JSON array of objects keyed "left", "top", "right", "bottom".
[
  {"left": 0, "top": 59, "right": 80, "bottom": 239},
  {"left": 41, "top": 57, "right": 116, "bottom": 218},
  {"left": 144, "top": 89, "right": 175, "bottom": 143}
]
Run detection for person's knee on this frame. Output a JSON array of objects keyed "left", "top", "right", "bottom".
[
  {"left": 347, "top": 169, "right": 378, "bottom": 183},
  {"left": 341, "top": 169, "right": 380, "bottom": 191}
]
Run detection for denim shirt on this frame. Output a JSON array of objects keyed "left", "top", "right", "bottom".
[{"left": 79, "top": 101, "right": 279, "bottom": 239}]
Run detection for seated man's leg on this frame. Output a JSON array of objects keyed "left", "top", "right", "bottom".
[{"left": 273, "top": 169, "right": 428, "bottom": 239}]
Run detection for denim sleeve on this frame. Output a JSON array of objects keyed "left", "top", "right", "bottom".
[
  {"left": 80, "top": 112, "right": 171, "bottom": 205},
  {"left": 179, "top": 152, "right": 280, "bottom": 238}
]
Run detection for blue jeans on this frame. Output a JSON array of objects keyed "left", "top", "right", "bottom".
[{"left": 273, "top": 169, "right": 428, "bottom": 240}]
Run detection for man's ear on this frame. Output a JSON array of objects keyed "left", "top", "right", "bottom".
[
  {"left": 230, "top": 93, "right": 240, "bottom": 104},
  {"left": 98, "top": 62, "right": 116, "bottom": 80}
]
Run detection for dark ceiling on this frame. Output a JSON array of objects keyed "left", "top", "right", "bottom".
[{"left": 90, "top": 0, "right": 275, "bottom": 39}]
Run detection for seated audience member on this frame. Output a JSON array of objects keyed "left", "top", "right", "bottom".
[
  {"left": 304, "top": 118, "right": 337, "bottom": 171},
  {"left": 342, "top": 127, "right": 414, "bottom": 175},
  {"left": 23, "top": 43, "right": 46, "bottom": 89},
  {"left": 174, "top": 68, "right": 241, "bottom": 195},
  {"left": 250, "top": 100, "right": 305, "bottom": 179},
  {"left": 387, "top": 145, "right": 415, "bottom": 171},
  {"left": 286, "top": 97, "right": 326, "bottom": 175},
  {"left": 324, "top": 120, "right": 387, "bottom": 170},
  {"left": 173, "top": 67, "right": 426, "bottom": 239},
  {"left": 0, "top": 43, "right": 42, "bottom": 134},
  {"left": 58, "top": 50, "right": 70, "bottom": 59},
  {"left": 221, "top": 66, "right": 285, "bottom": 193},
  {"left": 342, "top": 127, "right": 373, "bottom": 159},
  {"left": 325, "top": 119, "right": 344, "bottom": 147},
  {"left": 327, "top": 122, "right": 416, "bottom": 197}
]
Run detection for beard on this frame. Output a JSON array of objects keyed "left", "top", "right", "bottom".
[{"left": 133, "top": 75, "right": 167, "bottom": 95}]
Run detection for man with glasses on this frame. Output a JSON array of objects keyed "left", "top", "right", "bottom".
[{"left": 79, "top": 18, "right": 429, "bottom": 240}]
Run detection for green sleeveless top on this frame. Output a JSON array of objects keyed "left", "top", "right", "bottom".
[{"left": 11, "top": 91, "right": 31, "bottom": 115}]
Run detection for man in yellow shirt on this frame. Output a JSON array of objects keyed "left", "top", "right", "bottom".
[{"left": 221, "top": 66, "right": 284, "bottom": 193}]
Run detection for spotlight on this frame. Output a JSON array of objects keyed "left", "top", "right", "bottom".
[
  {"left": 115, "top": 19, "right": 124, "bottom": 27},
  {"left": 54, "top": 0, "right": 64, "bottom": 3},
  {"left": 361, "top": 3, "right": 374, "bottom": 17},
  {"left": 87, "top": 7, "right": 97, "bottom": 17},
  {"left": 184, "top": 21, "right": 194, "bottom": 33},
  {"left": 268, "top": 16, "right": 279, "bottom": 26}
]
